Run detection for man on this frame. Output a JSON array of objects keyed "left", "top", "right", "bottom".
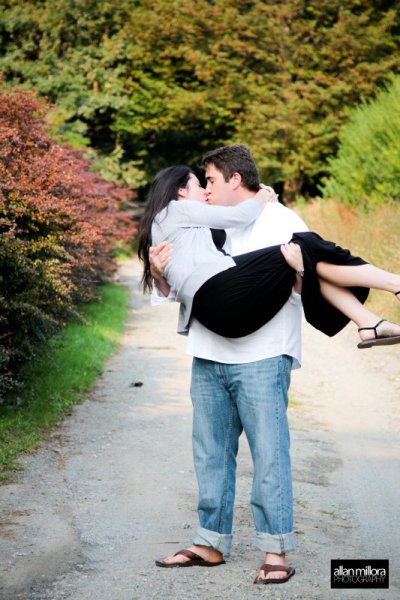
[{"left": 151, "top": 145, "right": 308, "bottom": 584}]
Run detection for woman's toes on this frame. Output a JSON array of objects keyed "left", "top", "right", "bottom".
[
  {"left": 359, "top": 320, "right": 400, "bottom": 341},
  {"left": 377, "top": 321, "right": 400, "bottom": 338}
]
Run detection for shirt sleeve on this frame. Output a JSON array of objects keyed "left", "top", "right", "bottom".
[
  {"left": 289, "top": 290, "right": 302, "bottom": 305},
  {"left": 173, "top": 198, "right": 263, "bottom": 229},
  {"left": 150, "top": 283, "right": 177, "bottom": 305}
]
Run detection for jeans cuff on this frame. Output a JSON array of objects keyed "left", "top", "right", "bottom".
[
  {"left": 254, "top": 530, "right": 296, "bottom": 554},
  {"left": 193, "top": 526, "right": 232, "bottom": 557}
]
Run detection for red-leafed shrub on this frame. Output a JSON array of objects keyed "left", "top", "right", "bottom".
[{"left": 0, "top": 86, "right": 136, "bottom": 398}]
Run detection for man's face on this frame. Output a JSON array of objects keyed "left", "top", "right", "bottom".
[{"left": 204, "top": 163, "right": 234, "bottom": 206}]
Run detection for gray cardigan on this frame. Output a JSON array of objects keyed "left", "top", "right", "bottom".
[{"left": 151, "top": 198, "right": 262, "bottom": 334}]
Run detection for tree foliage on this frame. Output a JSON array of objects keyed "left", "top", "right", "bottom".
[
  {"left": 0, "top": 84, "right": 135, "bottom": 397},
  {"left": 322, "top": 75, "right": 400, "bottom": 208},
  {"left": 0, "top": 0, "right": 399, "bottom": 198}
]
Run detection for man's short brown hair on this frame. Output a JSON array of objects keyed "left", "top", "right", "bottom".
[{"left": 200, "top": 144, "right": 260, "bottom": 192}]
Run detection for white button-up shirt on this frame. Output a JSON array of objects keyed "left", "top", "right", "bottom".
[
  {"left": 152, "top": 201, "right": 308, "bottom": 369},
  {"left": 187, "top": 202, "right": 308, "bottom": 369}
]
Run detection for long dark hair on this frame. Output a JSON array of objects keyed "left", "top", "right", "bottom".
[{"left": 138, "top": 165, "right": 194, "bottom": 293}]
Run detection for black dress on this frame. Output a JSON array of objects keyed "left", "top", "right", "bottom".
[{"left": 191, "top": 231, "right": 369, "bottom": 338}]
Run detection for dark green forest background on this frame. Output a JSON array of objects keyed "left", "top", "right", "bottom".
[{"left": 1, "top": 0, "right": 399, "bottom": 201}]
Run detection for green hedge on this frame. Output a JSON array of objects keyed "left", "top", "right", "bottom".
[
  {"left": 0, "top": 86, "right": 135, "bottom": 398},
  {"left": 322, "top": 76, "right": 400, "bottom": 209}
]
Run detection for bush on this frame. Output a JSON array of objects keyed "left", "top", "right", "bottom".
[
  {"left": 322, "top": 76, "right": 400, "bottom": 209},
  {"left": 0, "top": 85, "right": 136, "bottom": 398}
]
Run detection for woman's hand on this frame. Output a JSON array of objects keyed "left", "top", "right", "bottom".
[
  {"left": 254, "top": 184, "right": 279, "bottom": 209},
  {"left": 259, "top": 184, "right": 279, "bottom": 202}
]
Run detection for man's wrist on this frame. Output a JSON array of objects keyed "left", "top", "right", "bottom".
[{"left": 153, "top": 275, "right": 170, "bottom": 297}]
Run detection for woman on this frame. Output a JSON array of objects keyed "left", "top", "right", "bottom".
[{"left": 138, "top": 165, "right": 400, "bottom": 348}]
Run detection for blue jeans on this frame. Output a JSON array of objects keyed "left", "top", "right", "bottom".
[{"left": 190, "top": 355, "right": 295, "bottom": 557}]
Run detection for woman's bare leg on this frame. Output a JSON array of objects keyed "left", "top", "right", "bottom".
[
  {"left": 316, "top": 263, "right": 400, "bottom": 297},
  {"left": 281, "top": 243, "right": 400, "bottom": 296},
  {"left": 280, "top": 244, "right": 400, "bottom": 339},
  {"left": 319, "top": 279, "right": 400, "bottom": 341}
]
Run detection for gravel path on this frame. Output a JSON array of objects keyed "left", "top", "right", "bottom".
[{"left": 0, "top": 258, "right": 399, "bottom": 600}]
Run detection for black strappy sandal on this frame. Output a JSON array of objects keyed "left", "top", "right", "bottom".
[{"left": 358, "top": 319, "right": 400, "bottom": 349}]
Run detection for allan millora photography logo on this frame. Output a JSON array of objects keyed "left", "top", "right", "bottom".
[{"left": 331, "top": 559, "right": 389, "bottom": 589}]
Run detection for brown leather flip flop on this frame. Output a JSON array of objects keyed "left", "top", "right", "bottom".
[
  {"left": 155, "top": 548, "right": 226, "bottom": 568},
  {"left": 254, "top": 563, "right": 296, "bottom": 584}
]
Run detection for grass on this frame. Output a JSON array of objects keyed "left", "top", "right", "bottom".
[
  {"left": 295, "top": 198, "right": 400, "bottom": 322},
  {"left": 114, "top": 238, "right": 138, "bottom": 262},
  {"left": 319, "top": 509, "right": 339, "bottom": 520},
  {"left": 0, "top": 283, "right": 129, "bottom": 481},
  {"left": 289, "top": 394, "right": 302, "bottom": 409}
]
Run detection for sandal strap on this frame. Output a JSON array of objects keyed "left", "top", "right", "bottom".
[
  {"left": 358, "top": 319, "right": 386, "bottom": 339},
  {"left": 173, "top": 549, "right": 202, "bottom": 561},
  {"left": 396, "top": 291, "right": 400, "bottom": 296},
  {"left": 260, "top": 563, "right": 290, "bottom": 574}
]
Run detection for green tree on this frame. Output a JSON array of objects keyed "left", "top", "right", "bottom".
[{"left": 0, "top": 0, "right": 399, "bottom": 198}]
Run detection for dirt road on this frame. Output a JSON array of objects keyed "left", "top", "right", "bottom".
[{"left": 0, "top": 258, "right": 399, "bottom": 600}]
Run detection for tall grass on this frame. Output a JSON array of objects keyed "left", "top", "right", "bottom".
[
  {"left": 0, "top": 283, "right": 129, "bottom": 480},
  {"left": 296, "top": 198, "right": 400, "bottom": 322}
]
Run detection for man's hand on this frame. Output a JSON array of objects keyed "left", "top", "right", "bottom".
[
  {"left": 280, "top": 242, "right": 304, "bottom": 293},
  {"left": 280, "top": 242, "right": 303, "bottom": 272},
  {"left": 149, "top": 241, "right": 173, "bottom": 297}
]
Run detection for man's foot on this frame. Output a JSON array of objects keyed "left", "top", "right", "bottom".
[
  {"left": 255, "top": 552, "right": 291, "bottom": 582},
  {"left": 156, "top": 544, "right": 224, "bottom": 567}
]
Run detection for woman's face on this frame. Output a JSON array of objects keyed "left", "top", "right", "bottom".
[{"left": 178, "top": 174, "right": 206, "bottom": 203}]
